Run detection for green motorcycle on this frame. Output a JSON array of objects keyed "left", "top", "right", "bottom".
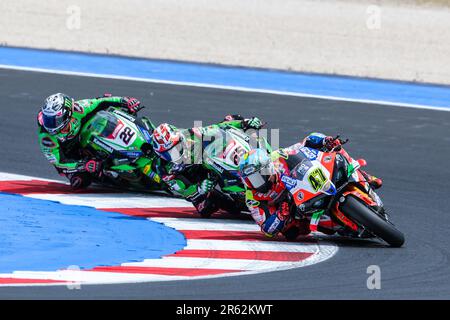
[
  {"left": 196, "top": 126, "right": 271, "bottom": 217},
  {"left": 79, "top": 107, "right": 166, "bottom": 192}
]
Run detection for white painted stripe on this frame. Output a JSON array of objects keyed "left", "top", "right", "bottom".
[
  {"left": 121, "top": 256, "right": 301, "bottom": 271},
  {"left": 0, "top": 172, "right": 62, "bottom": 182},
  {"left": 26, "top": 193, "right": 192, "bottom": 208},
  {"left": 184, "top": 239, "right": 322, "bottom": 253},
  {"left": 0, "top": 64, "right": 448, "bottom": 112},
  {"left": 0, "top": 270, "right": 189, "bottom": 284},
  {"left": 149, "top": 217, "right": 260, "bottom": 231}
]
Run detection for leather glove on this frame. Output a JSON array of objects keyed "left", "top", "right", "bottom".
[
  {"left": 198, "top": 179, "right": 214, "bottom": 195},
  {"left": 324, "top": 135, "right": 344, "bottom": 151},
  {"left": 121, "top": 97, "right": 143, "bottom": 114},
  {"left": 84, "top": 159, "right": 102, "bottom": 175},
  {"left": 69, "top": 174, "right": 91, "bottom": 190},
  {"left": 169, "top": 163, "right": 186, "bottom": 174},
  {"left": 243, "top": 117, "right": 263, "bottom": 130},
  {"left": 277, "top": 202, "right": 291, "bottom": 221},
  {"left": 223, "top": 114, "right": 244, "bottom": 121}
]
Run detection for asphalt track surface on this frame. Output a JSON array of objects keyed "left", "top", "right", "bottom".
[{"left": 1, "top": 68, "right": 450, "bottom": 299}]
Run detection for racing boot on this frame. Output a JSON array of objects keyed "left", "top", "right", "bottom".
[
  {"left": 282, "top": 218, "right": 311, "bottom": 241},
  {"left": 360, "top": 170, "right": 382, "bottom": 189}
]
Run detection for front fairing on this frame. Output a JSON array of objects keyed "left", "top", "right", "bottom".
[{"left": 80, "top": 109, "right": 149, "bottom": 159}]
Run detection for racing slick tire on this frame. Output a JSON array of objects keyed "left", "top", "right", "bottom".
[{"left": 341, "top": 195, "right": 405, "bottom": 247}]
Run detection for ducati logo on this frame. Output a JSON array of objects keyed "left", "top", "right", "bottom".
[{"left": 297, "top": 192, "right": 304, "bottom": 201}]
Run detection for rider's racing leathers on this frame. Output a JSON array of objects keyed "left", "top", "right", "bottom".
[{"left": 37, "top": 96, "right": 148, "bottom": 187}]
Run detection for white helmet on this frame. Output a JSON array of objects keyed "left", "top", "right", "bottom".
[{"left": 41, "top": 93, "right": 73, "bottom": 134}]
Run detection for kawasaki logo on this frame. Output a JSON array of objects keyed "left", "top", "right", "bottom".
[
  {"left": 112, "top": 110, "right": 135, "bottom": 122},
  {"left": 206, "top": 159, "right": 224, "bottom": 173},
  {"left": 93, "top": 138, "right": 114, "bottom": 153}
]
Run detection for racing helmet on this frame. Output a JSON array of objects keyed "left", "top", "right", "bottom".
[
  {"left": 41, "top": 93, "right": 73, "bottom": 135},
  {"left": 239, "top": 148, "right": 276, "bottom": 192},
  {"left": 152, "top": 123, "right": 184, "bottom": 163}
]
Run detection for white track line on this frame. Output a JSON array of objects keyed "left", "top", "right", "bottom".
[
  {"left": 1, "top": 270, "right": 189, "bottom": 283},
  {"left": 26, "top": 193, "right": 192, "bottom": 208},
  {"left": 184, "top": 239, "right": 324, "bottom": 253},
  {"left": 149, "top": 217, "right": 259, "bottom": 231},
  {"left": 0, "top": 172, "right": 62, "bottom": 182},
  {"left": 122, "top": 256, "right": 301, "bottom": 271}
]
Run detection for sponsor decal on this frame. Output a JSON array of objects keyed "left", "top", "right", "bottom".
[
  {"left": 206, "top": 159, "right": 224, "bottom": 174},
  {"left": 73, "top": 103, "right": 84, "bottom": 114},
  {"left": 120, "top": 151, "right": 142, "bottom": 158},
  {"left": 300, "top": 147, "right": 318, "bottom": 160},
  {"left": 111, "top": 122, "right": 124, "bottom": 139},
  {"left": 246, "top": 199, "right": 260, "bottom": 208},
  {"left": 324, "top": 155, "right": 332, "bottom": 163},
  {"left": 41, "top": 137, "right": 56, "bottom": 148},
  {"left": 93, "top": 138, "right": 114, "bottom": 153},
  {"left": 112, "top": 109, "right": 135, "bottom": 122},
  {"left": 143, "top": 164, "right": 151, "bottom": 175},
  {"left": 45, "top": 154, "right": 57, "bottom": 163},
  {"left": 162, "top": 174, "right": 175, "bottom": 182},
  {"left": 140, "top": 127, "right": 152, "bottom": 143},
  {"left": 149, "top": 172, "right": 161, "bottom": 183},
  {"left": 294, "top": 162, "right": 311, "bottom": 180},
  {"left": 297, "top": 192, "right": 304, "bottom": 201},
  {"left": 281, "top": 175, "right": 297, "bottom": 190}
]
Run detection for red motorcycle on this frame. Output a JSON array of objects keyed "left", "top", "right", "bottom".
[{"left": 277, "top": 141, "right": 404, "bottom": 247}]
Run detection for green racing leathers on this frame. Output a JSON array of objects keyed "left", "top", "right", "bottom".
[
  {"left": 37, "top": 96, "right": 151, "bottom": 185},
  {"left": 157, "top": 116, "right": 264, "bottom": 216}
]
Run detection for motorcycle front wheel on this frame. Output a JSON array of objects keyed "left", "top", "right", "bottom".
[{"left": 340, "top": 195, "right": 405, "bottom": 247}]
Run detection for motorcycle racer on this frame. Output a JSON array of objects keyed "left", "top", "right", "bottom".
[
  {"left": 151, "top": 114, "right": 264, "bottom": 216},
  {"left": 238, "top": 132, "right": 382, "bottom": 239},
  {"left": 37, "top": 93, "right": 148, "bottom": 189}
]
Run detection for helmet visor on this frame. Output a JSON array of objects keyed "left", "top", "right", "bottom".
[
  {"left": 42, "top": 111, "right": 67, "bottom": 134},
  {"left": 246, "top": 172, "right": 267, "bottom": 189}
]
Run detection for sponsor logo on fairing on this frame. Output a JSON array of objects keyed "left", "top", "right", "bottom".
[
  {"left": 300, "top": 147, "right": 318, "bottom": 160},
  {"left": 297, "top": 192, "right": 304, "bottom": 201},
  {"left": 281, "top": 175, "right": 297, "bottom": 190},
  {"left": 206, "top": 159, "right": 224, "bottom": 174},
  {"left": 119, "top": 151, "right": 142, "bottom": 158},
  {"left": 93, "top": 138, "right": 114, "bottom": 153},
  {"left": 139, "top": 127, "right": 152, "bottom": 143},
  {"left": 112, "top": 109, "right": 135, "bottom": 122}
]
